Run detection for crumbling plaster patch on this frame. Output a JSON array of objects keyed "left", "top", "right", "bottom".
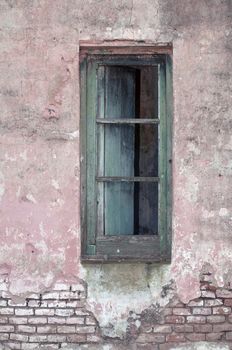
[{"left": 81, "top": 264, "right": 172, "bottom": 338}]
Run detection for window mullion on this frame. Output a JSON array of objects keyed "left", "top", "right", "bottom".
[
  {"left": 165, "top": 55, "right": 173, "bottom": 257},
  {"left": 158, "top": 61, "right": 168, "bottom": 257},
  {"left": 96, "top": 65, "right": 106, "bottom": 238},
  {"left": 96, "top": 118, "right": 159, "bottom": 124},
  {"left": 96, "top": 176, "right": 159, "bottom": 182},
  {"left": 86, "top": 60, "right": 98, "bottom": 253}
]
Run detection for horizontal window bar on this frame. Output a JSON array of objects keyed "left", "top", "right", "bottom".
[
  {"left": 96, "top": 58, "right": 165, "bottom": 66},
  {"left": 96, "top": 118, "right": 159, "bottom": 124},
  {"left": 96, "top": 176, "right": 159, "bottom": 182},
  {"left": 96, "top": 235, "right": 159, "bottom": 242}
]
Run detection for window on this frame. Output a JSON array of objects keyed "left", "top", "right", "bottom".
[{"left": 80, "top": 44, "right": 172, "bottom": 262}]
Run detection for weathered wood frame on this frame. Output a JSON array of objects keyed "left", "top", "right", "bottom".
[{"left": 80, "top": 45, "right": 173, "bottom": 263}]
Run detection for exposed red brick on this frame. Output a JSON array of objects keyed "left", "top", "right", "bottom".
[
  {"left": 5, "top": 342, "right": 20, "bottom": 350},
  {"left": 28, "top": 317, "right": 47, "bottom": 324},
  {"left": 3, "top": 280, "right": 232, "bottom": 348},
  {"left": 174, "top": 325, "right": 193, "bottom": 333},
  {"left": 15, "top": 309, "right": 33, "bottom": 316},
  {"left": 224, "top": 299, "right": 232, "bottom": 306},
  {"left": 67, "top": 317, "right": 85, "bottom": 325},
  {"left": 0, "top": 334, "right": 9, "bottom": 341},
  {"left": 0, "top": 308, "right": 14, "bottom": 315},
  {"left": 86, "top": 334, "right": 102, "bottom": 343},
  {"left": 0, "top": 282, "right": 100, "bottom": 349},
  {"left": 213, "top": 306, "right": 231, "bottom": 315},
  {"left": 216, "top": 289, "right": 232, "bottom": 298},
  {"left": 200, "top": 282, "right": 216, "bottom": 292},
  {"left": 0, "top": 325, "right": 14, "bottom": 333},
  {"left": 85, "top": 316, "right": 96, "bottom": 325},
  {"left": 165, "top": 316, "right": 185, "bottom": 324},
  {"left": 17, "top": 325, "right": 36, "bottom": 333},
  {"left": 201, "top": 291, "right": 215, "bottom": 298},
  {"left": 47, "top": 335, "right": 67, "bottom": 342},
  {"left": 194, "top": 324, "right": 212, "bottom": 332},
  {"left": 28, "top": 335, "right": 47, "bottom": 342},
  {"left": 186, "top": 333, "right": 206, "bottom": 341},
  {"left": 192, "top": 307, "right": 211, "bottom": 315},
  {"left": 173, "top": 308, "right": 191, "bottom": 316},
  {"left": 140, "top": 325, "right": 153, "bottom": 333},
  {"left": 162, "top": 308, "right": 173, "bottom": 316},
  {"left": 204, "top": 299, "right": 223, "bottom": 307},
  {"left": 0, "top": 317, "right": 9, "bottom": 324},
  {"left": 55, "top": 309, "right": 74, "bottom": 317},
  {"left": 188, "top": 299, "right": 203, "bottom": 307},
  {"left": 9, "top": 317, "right": 28, "bottom": 325},
  {"left": 35, "top": 309, "right": 55, "bottom": 316},
  {"left": 226, "top": 332, "right": 232, "bottom": 340},
  {"left": 67, "top": 334, "right": 87, "bottom": 343},
  {"left": 57, "top": 325, "right": 76, "bottom": 333},
  {"left": 152, "top": 325, "right": 172, "bottom": 333},
  {"left": 207, "top": 315, "right": 226, "bottom": 323},
  {"left": 213, "top": 323, "right": 232, "bottom": 332},
  {"left": 42, "top": 292, "right": 60, "bottom": 300},
  {"left": 47, "top": 317, "right": 66, "bottom": 325},
  {"left": 76, "top": 326, "right": 96, "bottom": 333},
  {"left": 166, "top": 333, "right": 185, "bottom": 342},
  {"left": 37, "top": 325, "right": 57, "bottom": 334},
  {"left": 186, "top": 316, "right": 206, "bottom": 324},
  {"left": 206, "top": 332, "right": 223, "bottom": 341},
  {"left": 137, "top": 333, "right": 165, "bottom": 343}
]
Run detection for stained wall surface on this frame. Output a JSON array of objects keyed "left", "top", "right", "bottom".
[{"left": 0, "top": 0, "right": 232, "bottom": 348}]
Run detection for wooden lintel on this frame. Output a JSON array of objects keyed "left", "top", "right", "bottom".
[{"left": 79, "top": 41, "right": 173, "bottom": 56}]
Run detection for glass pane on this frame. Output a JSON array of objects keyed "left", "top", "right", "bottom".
[
  {"left": 105, "top": 66, "right": 136, "bottom": 119},
  {"left": 97, "top": 182, "right": 158, "bottom": 236},
  {"left": 97, "top": 124, "right": 158, "bottom": 177},
  {"left": 97, "top": 65, "right": 158, "bottom": 120},
  {"left": 136, "top": 182, "right": 158, "bottom": 235}
]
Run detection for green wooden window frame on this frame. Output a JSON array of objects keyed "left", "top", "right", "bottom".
[{"left": 80, "top": 48, "right": 172, "bottom": 263}]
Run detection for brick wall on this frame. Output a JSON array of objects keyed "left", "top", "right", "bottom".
[
  {"left": 0, "top": 278, "right": 100, "bottom": 349},
  {"left": 1, "top": 271, "right": 232, "bottom": 349},
  {"left": 131, "top": 271, "right": 232, "bottom": 349}
]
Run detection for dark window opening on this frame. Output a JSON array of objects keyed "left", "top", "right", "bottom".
[{"left": 97, "top": 65, "right": 159, "bottom": 236}]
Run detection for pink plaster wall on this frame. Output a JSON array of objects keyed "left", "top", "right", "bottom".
[{"left": 0, "top": 0, "right": 232, "bottom": 316}]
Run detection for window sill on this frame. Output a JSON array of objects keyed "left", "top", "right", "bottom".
[
  {"left": 81, "top": 235, "right": 171, "bottom": 263},
  {"left": 81, "top": 255, "right": 171, "bottom": 264}
]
